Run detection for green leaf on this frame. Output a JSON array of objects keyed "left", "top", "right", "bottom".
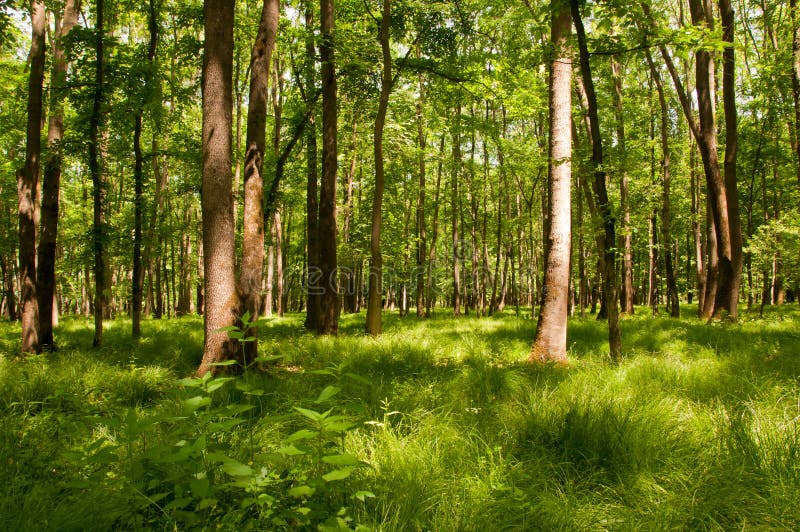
[
  {"left": 322, "top": 467, "right": 354, "bottom": 482},
  {"left": 220, "top": 459, "right": 254, "bottom": 477},
  {"left": 213, "top": 326, "right": 240, "bottom": 333},
  {"left": 321, "top": 454, "right": 362, "bottom": 466},
  {"left": 196, "top": 498, "right": 218, "bottom": 510},
  {"left": 288, "top": 485, "right": 316, "bottom": 497},
  {"left": 278, "top": 444, "right": 307, "bottom": 456},
  {"left": 285, "top": 429, "right": 319, "bottom": 442},
  {"left": 183, "top": 395, "right": 211, "bottom": 413},
  {"left": 315, "top": 385, "right": 341, "bottom": 404},
  {"left": 293, "top": 407, "right": 324, "bottom": 422},
  {"left": 353, "top": 491, "right": 376, "bottom": 502},
  {"left": 241, "top": 310, "right": 251, "bottom": 324},
  {"left": 190, "top": 477, "right": 210, "bottom": 497},
  {"left": 205, "top": 376, "right": 235, "bottom": 392}
]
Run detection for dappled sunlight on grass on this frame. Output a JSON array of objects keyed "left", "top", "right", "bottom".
[{"left": 2, "top": 305, "right": 800, "bottom": 528}]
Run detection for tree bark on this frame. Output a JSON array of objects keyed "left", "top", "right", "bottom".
[
  {"left": 241, "top": 0, "right": 279, "bottom": 358},
  {"left": 415, "top": 57, "right": 427, "bottom": 317},
  {"left": 317, "top": 0, "right": 340, "bottom": 334},
  {"left": 303, "top": 4, "right": 320, "bottom": 331},
  {"left": 610, "top": 58, "right": 634, "bottom": 315},
  {"left": 530, "top": 4, "right": 571, "bottom": 364},
  {"left": 89, "top": 0, "right": 107, "bottom": 348},
  {"left": 718, "top": 0, "right": 742, "bottom": 318},
  {"left": 197, "top": 0, "right": 239, "bottom": 376},
  {"left": 38, "top": 0, "right": 80, "bottom": 348},
  {"left": 572, "top": 0, "right": 621, "bottom": 360},
  {"left": 132, "top": 0, "right": 158, "bottom": 338},
  {"left": 19, "top": 0, "right": 46, "bottom": 353},
  {"left": 451, "top": 103, "right": 462, "bottom": 317},
  {"left": 365, "top": 0, "right": 392, "bottom": 335},
  {"left": 791, "top": 0, "right": 800, "bottom": 185},
  {"left": 645, "top": 50, "right": 680, "bottom": 317}
]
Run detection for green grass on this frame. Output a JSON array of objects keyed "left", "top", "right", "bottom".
[{"left": 1, "top": 305, "right": 800, "bottom": 529}]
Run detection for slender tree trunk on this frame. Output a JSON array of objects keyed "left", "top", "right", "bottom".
[
  {"left": 645, "top": 50, "right": 680, "bottom": 317},
  {"left": 19, "top": 0, "right": 46, "bottom": 353},
  {"left": 89, "top": 0, "right": 107, "bottom": 348},
  {"left": 415, "top": 59, "right": 427, "bottom": 317},
  {"left": 451, "top": 103, "right": 462, "bottom": 317},
  {"left": 610, "top": 58, "right": 634, "bottom": 315},
  {"left": 718, "top": 0, "right": 742, "bottom": 318},
  {"left": 690, "top": 137, "right": 706, "bottom": 315},
  {"left": 197, "top": 0, "right": 239, "bottom": 376},
  {"left": 425, "top": 135, "right": 444, "bottom": 315},
  {"left": 530, "top": 5, "right": 571, "bottom": 363},
  {"left": 791, "top": 0, "right": 800, "bottom": 185},
  {"left": 38, "top": 0, "right": 80, "bottom": 348},
  {"left": 365, "top": 0, "right": 392, "bottom": 335},
  {"left": 572, "top": 0, "right": 621, "bottom": 360},
  {"left": 132, "top": 0, "right": 158, "bottom": 337},
  {"left": 303, "top": 4, "right": 320, "bottom": 331},
  {"left": 241, "top": 0, "right": 279, "bottom": 358}
]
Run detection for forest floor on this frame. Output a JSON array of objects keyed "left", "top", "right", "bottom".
[{"left": 2, "top": 306, "right": 800, "bottom": 530}]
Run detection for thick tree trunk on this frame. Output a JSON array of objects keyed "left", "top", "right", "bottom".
[
  {"left": 38, "top": 0, "right": 79, "bottom": 348},
  {"left": 19, "top": 0, "right": 46, "bottom": 353},
  {"left": 197, "top": 0, "right": 239, "bottom": 376},
  {"left": 365, "top": 0, "right": 392, "bottom": 335},
  {"left": 241, "top": 0, "right": 279, "bottom": 358},
  {"left": 572, "top": 0, "right": 621, "bottom": 360},
  {"left": 530, "top": 5, "right": 571, "bottom": 364},
  {"left": 317, "top": 0, "right": 340, "bottom": 334}
]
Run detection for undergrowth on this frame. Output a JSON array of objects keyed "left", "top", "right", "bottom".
[{"left": 1, "top": 305, "right": 800, "bottom": 529}]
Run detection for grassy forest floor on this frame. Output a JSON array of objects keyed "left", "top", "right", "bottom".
[{"left": 2, "top": 306, "right": 800, "bottom": 530}]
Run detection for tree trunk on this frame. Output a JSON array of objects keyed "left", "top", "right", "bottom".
[
  {"left": 89, "top": 0, "right": 107, "bottom": 348},
  {"left": 645, "top": 50, "right": 680, "bottom": 317},
  {"left": 317, "top": 0, "right": 340, "bottom": 334},
  {"left": 451, "top": 103, "right": 462, "bottom": 317},
  {"left": 303, "top": 4, "right": 320, "bottom": 331},
  {"left": 718, "top": 0, "right": 742, "bottom": 318},
  {"left": 791, "top": 0, "right": 800, "bottom": 185},
  {"left": 38, "top": 0, "right": 79, "bottom": 348},
  {"left": 365, "top": 0, "right": 392, "bottom": 335},
  {"left": 241, "top": 0, "right": 279, "bottom": 358},
  {"left": 19, "top": 0, "right": 46, "bottom": 353},
  {"left": 197, "top": 0, "right": 239, "bottom": 376},
  {"left": 415, "top": 58, "right": 427, "bottom": 317},
  {"left": 425, "top": 135, "right": 444, "bottom": 315},
  {"left": 610, "top": 58, "right": 634, "bottom": 315},
  {"left": 572, "top": 0, "right": 621, "bottom": 360},
  {"left": 530, "top": 6, "right": 571, "bottom": 363}
]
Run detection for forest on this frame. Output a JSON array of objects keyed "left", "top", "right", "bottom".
[{"left": 2, "top": 0, "right": 800, "bottom": 528}]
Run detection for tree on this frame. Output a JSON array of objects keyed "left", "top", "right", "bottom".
[
  {"left": 89, "top": 0, "right": 106, "bottom": 348},
  {"left": 571, "top": 0, "right": 621, "bottom": 360},
  {"left": 529, "top": 1, "right": 571, "bottom": 364},
  {"left": 316, "top": 0, "right": 340, "bottom": 334},
  {"left": 241, "top": 0, "right": 279, "bottom": 358},
  {"left": 19, "top": 0, "right": 46, "bottom": 353},
  {"left": 365, "top": 0, "right": 392, "bottom": 336},
  {"left": 197, "top": 0, "right": 239, "bottom": 375}
]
